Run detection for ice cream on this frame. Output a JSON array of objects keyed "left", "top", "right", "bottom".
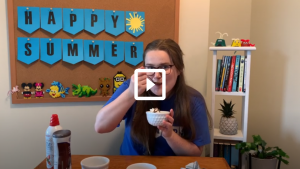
[{"left": 149, "top": 108, "right": 160, "bottom": 113}]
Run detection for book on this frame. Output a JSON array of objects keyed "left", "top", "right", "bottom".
[
  {"left": 219, "top": 143, "right": 224, "bottom": 157},
  {"left": 243, "top": 57, "right": 247, "bottom": 92},
  {"left": 213, "top": 142, "right": 219, "bottom": 157},
  {"left": 215, "top": 59, "right": 222, "bottom": 91},
  {"left": 218, "top": 56, "right": 226, "bottom": 91},
  {"left": 223, "top": 143, "right": 231, "bottom": 166},
  {"left": 238, "top": 56, "right": 245, "bottom": 92},
  {"left": 227, "top": 56, "right": 236, "bottom": 92},
  {"left": 220, "top": 56, "right": 228, "bottom": 91},
  {"left": 231, "top": 144, "right": 239, "bottom": 167},
  {"left": 232, "top": 55, "right": 240, "bottom": 92},
  {"left": 223, "top": 56, "right": 232, "bottom": 91}
]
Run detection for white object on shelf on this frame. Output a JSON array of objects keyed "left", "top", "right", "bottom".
[
  {"left": 213, "top": 128, "right": 243, "bottom": 141},
  {"left": 209, "top": 46, "right": 256, "bottom": 51}
]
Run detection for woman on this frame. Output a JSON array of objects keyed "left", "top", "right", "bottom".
[{"left": 95, "top": 39, "right": 211, "bottom": 156}]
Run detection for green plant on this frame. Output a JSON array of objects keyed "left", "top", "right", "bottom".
[
  {"left": 219, "top": 99, "right": 235, "bottom": 118},
  {"left": 235, "top": 135, "right": 289, "bottom": 165}
]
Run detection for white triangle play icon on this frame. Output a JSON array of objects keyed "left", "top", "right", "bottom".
[{"left": 146, "top": 78, "right": 155, "bottom": 91}]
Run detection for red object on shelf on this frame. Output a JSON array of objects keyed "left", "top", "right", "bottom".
[{"left": 241, "top": 39, "right": 250, "bottom": 46}]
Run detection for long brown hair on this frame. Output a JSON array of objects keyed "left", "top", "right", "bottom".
[{"left": 130, "top": 39, "right": 205, "bottom": 155}]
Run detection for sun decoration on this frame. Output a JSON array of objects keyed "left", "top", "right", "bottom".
[{"left": 126, "top": 12, "right": 145, "bottom": 33}]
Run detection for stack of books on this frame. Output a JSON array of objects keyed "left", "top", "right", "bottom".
[
  {"left": 213, "top": 139, "right": 241, "bottom": 168},
  {"left": 215, "top": 55, "right": 247, "bottom": 92}
]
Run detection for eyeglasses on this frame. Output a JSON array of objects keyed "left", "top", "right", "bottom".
[{"left": 144, "top": 65, "right": 174, "bottom": 76}]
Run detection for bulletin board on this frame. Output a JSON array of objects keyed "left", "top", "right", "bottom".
[{"left": 8, "top": 0, "right": 179, "bottom": 104}]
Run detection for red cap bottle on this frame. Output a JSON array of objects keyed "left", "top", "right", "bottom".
[{"left": 46, "top": 114, "right": 62, "bottom": 169}]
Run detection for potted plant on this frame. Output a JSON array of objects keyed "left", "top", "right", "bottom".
[
  {"left": 219, "top": 99, "right": 238, "bottom": 135},
  {"left": 235, "top": 135, "right": 289, "bottom": 169}
]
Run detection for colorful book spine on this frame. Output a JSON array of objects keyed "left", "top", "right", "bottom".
[
  {"left": 227, "top": 56, "right": 236, "bottom": 92},
  {"left": 243, "top": 57, "right": 247, "bottom": 92},
  {"left": 223, "top": 56, "right": 232, "bottom": 91},
  {"left": 232, "top": 55, "right": 240, "bottom": 92},
  {"left": 218, "top": 56, "right": 226, "bottom": 91},
  {"left": 231, "top": 144, "right": 239, "bottom": 167},
  {"left": 238, "top": 56, "right": 245, "bottom": 92},
  {"left": 215, "top": 59, "right": 222, "bottom": 91},
  {"left": 220, "top": 56, "right": 228, "bottom": 91},
  {"left": 223, "top": 144, "right": 231, "bottom": 166}
]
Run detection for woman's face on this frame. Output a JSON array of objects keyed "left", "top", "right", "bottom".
[{"left": 144, "top": 50, "right": 180, "bottom": 96}]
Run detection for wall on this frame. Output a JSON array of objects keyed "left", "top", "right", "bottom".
[
  {"left": 248, "top": 0, "right": 300, "bottom": 168},
  {"left": 0, "top": 0, "right": 211, "bottom": 168}
]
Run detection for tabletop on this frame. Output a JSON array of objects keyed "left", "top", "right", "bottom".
[{"left": 35, "top": 155, "right": 231, "bottom": 169}]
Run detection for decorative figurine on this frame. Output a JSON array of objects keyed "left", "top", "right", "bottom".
[
  {"left": 21, "top": 83, "right": 33, "bottom": 99},
  {"left": 113, "top": 71, "right": 126, "bottom": 93},
  {"left": 99, "top": 78, "right": 111, "bottom": 97},
  {"left": 241, "top": 39, "right": 250, "bottom": 46},
  {"left": 7, "top": 85, "right": 20, "bottom": 97},
  {"left": 46, "top": 81, "right": 70, "bottom": 98},
  {"left": 211, "top": 32, "right": 228, "bottom": 46},
  {"left": 231, "top": 38, "right": 242, "bottom": 47},
  {"left": 72, "top": 84, "right": 97, "bottom": 97},
  {"left": 33, "top": 82, "right": 45, "bottom": 98}
]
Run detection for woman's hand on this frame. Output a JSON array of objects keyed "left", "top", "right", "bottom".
[
  {"left": 128, "top": 66, "right": 147, "bottom": 98},
  {"left": 158, "top": 109, "right": 175, "bottom": 139}
]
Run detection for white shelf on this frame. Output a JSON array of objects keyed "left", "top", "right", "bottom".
[
  {"left": 209, "top": 46, "right": 256, "bottom": 51},
  {"left": 213, "top": 128, "right": 244, "bottom": 141},
  {"left": 214, "top": 91, "right": 246, "bottom": 96}
]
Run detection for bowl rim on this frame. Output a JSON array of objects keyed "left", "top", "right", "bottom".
[
  {"left": 146, "top": 111, "right": 170, "bottom": 115},
  {"left": 80, "top": 156, "right": 110, "bottom": 167},
  {"left": 126, "top": 163, "right": 157, "bottom": 169}
]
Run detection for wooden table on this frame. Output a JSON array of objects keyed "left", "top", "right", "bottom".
[{"left": 35, "top": 155, "right": 230, "bottom": 169}]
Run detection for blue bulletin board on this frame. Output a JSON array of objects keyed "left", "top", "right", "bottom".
[{"left": 8, "top": 0, "right": 179, "bottom": 104}]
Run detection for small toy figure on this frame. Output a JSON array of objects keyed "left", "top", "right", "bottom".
[
  {"left": 7, "top": 85, "right": 20, "bottom": 97},
  {"left": 99, "top": 78, "right": 111, "bottom": 97},
  {"left": 72, "top": 84, "right": 97, "bottom": 97},
  {"left": 241, "top": 39, "right": 250, "bottom": 46},
  {"left": 249, "top": 43, "right": 255, "bottom": 47},
  {"left": 211, "top": 32, "right": 228, "bottom": 46},
  {"left": 46, "top": 81, "right": 70, "bottom": 98},
  {"left": 113, "top": 71, "right": 126, "bottom": 93},
  {"left": 33, "top": 82, "right": 44, "bottom": 98},
  {"left": 231, "top": 38, "right": 242, "bottom": 47},
  {"left": 21, "top": 83, "right": 33, "bottom": 99}
]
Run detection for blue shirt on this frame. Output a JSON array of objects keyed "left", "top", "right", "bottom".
[{"left": 104, "top": 79, "right": 210, "bottom": 156}]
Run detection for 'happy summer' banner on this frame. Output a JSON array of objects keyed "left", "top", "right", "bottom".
[{"left": 17, "top": 7, "right": 146, "bottom": 66}]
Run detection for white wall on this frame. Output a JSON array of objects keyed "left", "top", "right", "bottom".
[
  {"left": 0, "top": 0, "right": 211, "bottom": 168},
  {"left": 248, "top": 0, "right": 300, "bottom": 168}
]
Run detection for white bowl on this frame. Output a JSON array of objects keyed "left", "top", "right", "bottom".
[
  {"left": 126, "top": 163, "right": 157, "bottom": 169},
  {"left": 81, "top": 156, "right": 110, "bottom": 169},
  {"left": 146, "top": 111, "right": 170, "bottom": 126}
]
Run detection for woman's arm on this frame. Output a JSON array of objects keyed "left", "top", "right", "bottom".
[
  {"left": 158, "top": 109, "right": 204, "bottom": 156},
  {"left": 165, "top": 131, "right": 203, "bottom": 156},
  {"left": 95, "top": 89, "right": 135, "bottom": 133}
]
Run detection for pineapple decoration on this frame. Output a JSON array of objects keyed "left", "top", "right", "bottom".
[{"left": 219, "top": 99, "right": 238, "bottom": 135}]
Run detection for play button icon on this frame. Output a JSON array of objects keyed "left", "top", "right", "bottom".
[
  {"left": 146, "top": 78, "right": 155, "bottom": 91},
  {"left": 134, "top": 69, "right": 166, "bottom": 100}
]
